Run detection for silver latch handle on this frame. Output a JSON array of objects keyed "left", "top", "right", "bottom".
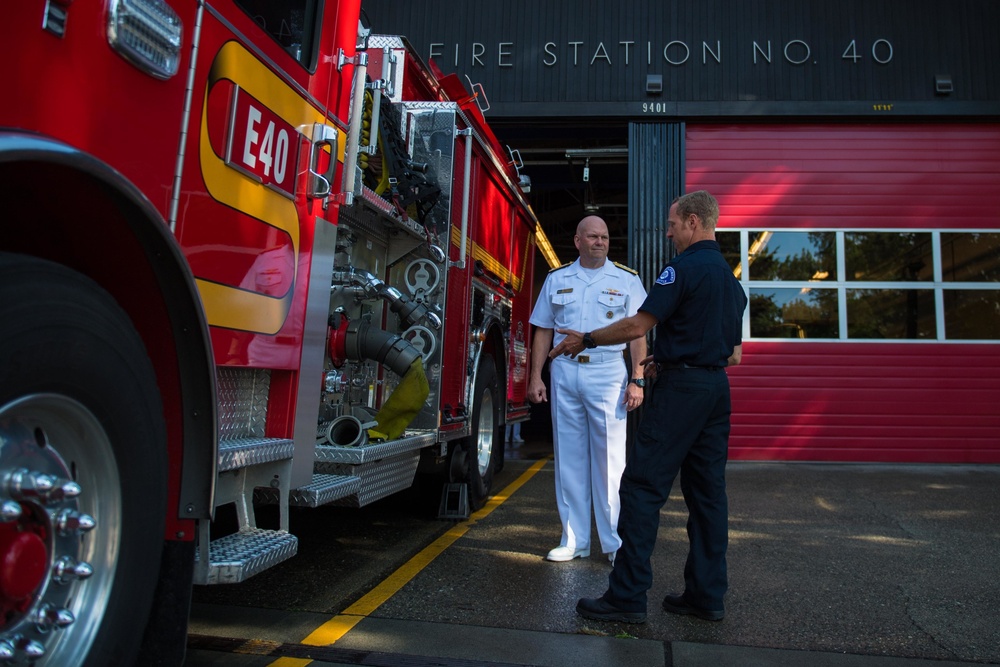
[{"left": 308, "top": 123, "right": 340, "bottom": 199}]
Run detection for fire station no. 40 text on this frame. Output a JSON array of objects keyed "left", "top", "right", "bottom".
[{"left": 427, "top": 39, "right": 894, "bottom": 68}]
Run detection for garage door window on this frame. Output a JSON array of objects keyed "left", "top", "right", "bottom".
[{"left": 730, "top": 229, "right": 1000, "bottom": 341}]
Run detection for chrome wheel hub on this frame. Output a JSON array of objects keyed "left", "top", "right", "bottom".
[
  {"left": 475, "top": 390, "right": 494, "bottom": 477},
  {"left": 0, "top": 395, "right": 121, "bottom": 664}
]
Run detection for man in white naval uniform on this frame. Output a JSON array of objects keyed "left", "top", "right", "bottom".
[{"left": 528, "top": 216, "right": 648, "bottom": 563}]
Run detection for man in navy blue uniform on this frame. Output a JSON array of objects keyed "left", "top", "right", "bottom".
[{"left": 550, "top": 190, "right": 748, "bottom": 624}]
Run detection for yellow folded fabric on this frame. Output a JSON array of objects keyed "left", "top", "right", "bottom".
[{"left": 367, "top": 357, "right": 430, "bottom": 441}]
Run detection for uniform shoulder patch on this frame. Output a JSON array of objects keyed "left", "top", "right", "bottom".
[
  {"left": 612, "top": 261, "right": 639, "bottom": 276},
  {"left": 655, "top": 266, "right": 677, "bottom": 285},
  {"left": 549, "top": 262, "right": 573, "bottom": 273}
]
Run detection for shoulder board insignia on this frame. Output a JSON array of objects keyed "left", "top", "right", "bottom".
[
  {"left": 613, "top": 261, "right": 639, "bottom": 275},
  {"left": 549, "top": 262, "right": 573, "bottom": 273}
]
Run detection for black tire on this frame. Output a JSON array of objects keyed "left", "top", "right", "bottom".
[
  {"left": 454, "top": 354, "right": 501, "bottom": 510},
  {"left": 0, "top": 253, "right": 169, "bottom": 666}
]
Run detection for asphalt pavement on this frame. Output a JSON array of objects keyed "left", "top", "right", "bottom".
[{"left": 187, "top": 450, "right": 1000, "bottom": 667}]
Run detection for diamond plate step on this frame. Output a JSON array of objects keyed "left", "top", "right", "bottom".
[
  {"left": 217, "top": 437, "right": 294, "bottom": 472},
  {"left": 254, "top": 473, "right": 362, "bottom": 508},
  {"left": 315, "top": 451, "right": 420, "bottom": 508},
  {"left": 196, "top": 528, "right": 298, "bottom": 585},
  {"left": 314, "top": 431, "right": 437, "bottom": 465}
]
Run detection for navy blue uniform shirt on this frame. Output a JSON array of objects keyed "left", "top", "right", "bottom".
[{"left": 638, "top": 240, "right": 748, "bottom": 367}]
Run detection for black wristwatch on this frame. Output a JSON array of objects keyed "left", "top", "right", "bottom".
[
  {"left": 582, "top": 332, "right": 598, "bottom": 349},
  {"left": 629, "top": 378, "right": 646, "bottom": 387}
]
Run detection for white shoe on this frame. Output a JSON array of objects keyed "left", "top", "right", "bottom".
[{"left": 546, "top": 545, "right": 590, "bottom": 562}]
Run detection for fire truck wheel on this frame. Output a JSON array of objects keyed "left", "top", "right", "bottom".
[
  {"left": 457, "top": 354, "right": 501, "bottom": 510},
  {"left": 0, "top": 253, "right": 168, "bottom": 666}
]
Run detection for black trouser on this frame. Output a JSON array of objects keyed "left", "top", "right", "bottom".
[{"left": 604, "top": 367, "right": 731, "bottom": 612}]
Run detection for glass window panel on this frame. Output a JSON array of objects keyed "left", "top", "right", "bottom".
[
  {"left": 845, "top": 232, "right": 933, "bottom": 281},
  {"left": 749, "top": 287, "right": 838, "bottom": 339},
  {"left": 941, "top": 233, "right": 1000, "bottom": 282},
  {"left": 747, "top": 231, "right": 836, "bottom": 281},
  {"left": 235, "top": 0, "right": 318, "bottom": 68},
  {"left": 717, "top": 232, "right": 741, "bottom": 275},
  {"left": 944, "top": 290, "right": 1000, "bottom": 339},
  {"left": 846, "top": 289, "right": 936, "bottom": 339}
]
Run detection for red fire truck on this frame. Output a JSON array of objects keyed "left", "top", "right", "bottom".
[{"left": 0, "top": 1, "right": 539, "bottom": 663}]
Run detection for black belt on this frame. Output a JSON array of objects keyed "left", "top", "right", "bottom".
[{"left": 657, "top": 362, "right": 724, "bottom": 371}]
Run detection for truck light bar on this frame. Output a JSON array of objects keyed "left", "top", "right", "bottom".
[{"left": 106, "top": 0, "right": 182, "bottom": 80}]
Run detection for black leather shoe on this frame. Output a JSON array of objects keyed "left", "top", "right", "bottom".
[
  {"left": 661, "top": 593, "right": 724, "bottom": 621},
  {"left": 576, "top": 597, "right": 647, "bottom": 624}
]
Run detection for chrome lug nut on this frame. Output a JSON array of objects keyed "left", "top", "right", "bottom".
[
  {"left": 59, "top": 480, "right": 82, "bottom": 500},
  {"left": 53, "top": 556, "right": 94, "bottom": 584},
  {"left": 54, "top": 508, "right": 96, "bottom": 535},
  {"left": 22, "top": 639, "right": 45, "bottom": 658},
  {"left": 3, "top": 468, "right": 54, "bottom": 500},
  {"left": 3, "top": 469, "right": 81, "bottom": 504},
  {"left": 0, "top": 500, "right": 22, "bottom": 522},
  {"left": 33, "top": 603, "right": 76, "bottom": 630}
]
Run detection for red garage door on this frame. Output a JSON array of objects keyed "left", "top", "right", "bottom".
[{"left": 686, "top": 124, "right": 1000, "bottom": 463}]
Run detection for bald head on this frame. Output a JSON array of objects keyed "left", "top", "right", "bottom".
[
  {"left": 577, "top": 215, "right": 607, "bottom": 236},
  {"left": 574, "top": 215, "right": 610, "bottom": 268}
]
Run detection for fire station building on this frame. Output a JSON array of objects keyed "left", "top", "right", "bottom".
[{"left": 362, "top": 0, "right": 1000, "bottom": 463}]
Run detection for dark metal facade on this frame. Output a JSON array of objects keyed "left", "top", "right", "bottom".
[
  {"left": 626, "top": 122, "right": 683, "bottom": 287},
  {"left": 361, "top": 0, "right": 1000, "bottom": 118}
]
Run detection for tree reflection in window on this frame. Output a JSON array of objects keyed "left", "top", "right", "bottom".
[
  {"left": 945, "top": 290, "right": 1000, "bottom": 339},
  {"left": 750, "top": 288, "right": 838, "bottom": 338},
  {"left": 941, "top": 233, "right": 1000, "bottom": 282},
  {"left": 845, "top": 232, "right": 933, "bottom": 281},
  {"left": 740, "top": 229, "right": 1000, "bottom": 341},
  {"left": 744, "top": 232, "right": 837, "bottom": 339},
  {"left": 716, "top": 231, "right": 741, "bottom": 274},
  {"left": 748, "top": 231, "right": 836, "bottom": 281},
  {"left": 847, "top": 289, "right": 936, "bottom": 339}
]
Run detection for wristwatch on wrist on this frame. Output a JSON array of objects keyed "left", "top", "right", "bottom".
[
  {"left": 582, "top": 332, "right": 598, "bottom": 349},
  {"left": 629, "top": 378, "right": 646, "bottom": 387}
]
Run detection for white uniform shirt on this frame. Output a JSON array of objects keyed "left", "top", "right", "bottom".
[{"left": 529, "top": 259, "right": 647, "bottom": 350}]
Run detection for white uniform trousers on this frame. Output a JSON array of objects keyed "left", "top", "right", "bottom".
[{"left": 549, "top": 353, "right": 628, "bottom": 555}]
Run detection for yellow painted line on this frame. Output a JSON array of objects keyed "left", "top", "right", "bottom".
[{"left": 266, "top": 457, "right": 550, "bottom": 665}]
